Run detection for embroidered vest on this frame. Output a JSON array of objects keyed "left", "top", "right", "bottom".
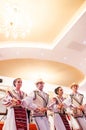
[
  {"left": 32, "top": 91, "right": 49, "bottom": 116},
  {"left": 70, "top": 93, "right": 84, "bottom": 117}
]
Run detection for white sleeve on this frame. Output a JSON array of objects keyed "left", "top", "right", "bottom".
[
  {"left": 47, "top": 101, "right": 56, "bottom": 110},
  {"left": 21, "top": 96, "right": 37, "bottom": 110},
  {"left": 2, "top": 95, "right": 13, "bottom": 107},
  {"left": 27, "top": 91, "right": 36, "bottom": 99},
  {"left": 63, "top": 96, "right": 72, "bottom": 107},
  {"left": 63, "top": 96, "right": 74, "bottom": 114},
  {"left": 47, "top": 99, "right": 59, "bottom": 112}
]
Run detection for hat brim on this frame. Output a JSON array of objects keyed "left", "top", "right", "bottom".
[
  {"left": 36, "top": 81, "right": 45, "bottom": 85},
  {"left": 70, "top": 83, "right": 79, "bottom": 89}
]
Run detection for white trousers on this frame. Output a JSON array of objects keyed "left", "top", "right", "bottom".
[
  {"left": 77, "top": 117, "right": 86, "bottom": 130},
  {"left": 69, "top": 115, "right": 81, "bottom": 130},
  {"left": 34, "top": 116, "right": 50, "bottom": 130},
  {"left": 54, "top": 113, "right": 66, "bottom": 130}
]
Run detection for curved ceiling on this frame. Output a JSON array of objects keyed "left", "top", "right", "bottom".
[
  {"left": 0, "top": 0, "right": 86, "bottom": 87},
  {"left": 0, "top": 59, "right": 85, "bottom": 86}
]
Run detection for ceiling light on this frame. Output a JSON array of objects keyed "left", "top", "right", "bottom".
[{"left": 0, "top": 2, "right": 32, "bottom": 39}]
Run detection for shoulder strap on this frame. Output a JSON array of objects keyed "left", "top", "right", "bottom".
[
  {"left": 70, "top": 94, "right": 83, "bottom": 106},
  {"left": 33, "top": 90, "right": 48, "bottom": 106},
  {"left": 7, "top": 90, "right": 17, "bottom": 99},
  {"left": 33, "top": 90, "right": 37, "bottom": 100}
]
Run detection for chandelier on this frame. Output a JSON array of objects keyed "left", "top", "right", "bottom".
[{"left": 0, "top": 2, "right": 32, "bottom": 39}]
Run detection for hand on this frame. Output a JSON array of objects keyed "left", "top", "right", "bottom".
[
  {"left": 11, "top": 98, "right": 17, "bottom": 105},
  {"left": 16, "top": 100, "right": 21, "bottom": 105},
  {"left": 11, "top": 98, "right": 21, "bottom": 105},
  {"left": 40, "top": 107, "right": 47, "bottom": 112},
  {"left": 77, "top": 105, "right": 84, "bottom": 110},
  {"left": 57, "top": 103, "right": 63, "bottom": 109},
  {"left": 34, "top": 108, "right": 40, "bottom": 113}
]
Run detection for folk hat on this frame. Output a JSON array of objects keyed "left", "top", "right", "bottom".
[{"left": 35, "top": 79, "right": 45, "bottom": 85}]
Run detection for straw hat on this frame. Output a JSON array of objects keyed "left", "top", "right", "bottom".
[
  {"left": 70, "top": 82, "right": 79, "bottom": 89},
  {"left": 35, "top": 79, "right": 45, "bottom": 85}
]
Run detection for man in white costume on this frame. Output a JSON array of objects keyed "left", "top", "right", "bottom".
[
  {"left": 29, "top": 79, "right": 50, "bottom": 130},
  {"left": 63, "top": 83, "right": 86, "bottom": 130}
]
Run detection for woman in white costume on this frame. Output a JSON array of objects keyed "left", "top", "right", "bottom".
[
  {"left": 48, "top": 86, "right": 71, "bottom": 130},
  {"left": 2, "top": 78, "right": 38, "bottom": 130}
]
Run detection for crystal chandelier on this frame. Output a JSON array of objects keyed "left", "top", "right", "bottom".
[{"left": 0, "top": 2, "right": 32, "bottom": 39}]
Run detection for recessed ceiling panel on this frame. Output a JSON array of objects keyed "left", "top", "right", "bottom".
[{"left": 0, "top": 59, "right": 84, "bottom": 86}]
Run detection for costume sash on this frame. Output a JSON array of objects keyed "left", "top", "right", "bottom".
[
  {"left": 8, "top": 90, "right": 28, "bottom": 130},
  {"left": 14, "top": 106, "right": 27, "bottom": 130},
  {"left": 71, "top": 96, "right": 83, "bottom": 106},
  {"left": 60, "top": 114, "right": 71, "bottom": 130}
]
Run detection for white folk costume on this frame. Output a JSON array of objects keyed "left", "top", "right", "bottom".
[
  {"left": 2, "top": 89, "right": 37, "bottom": 130},
  {"left": 63, "top": 92, "right": 86, "bottom": 130},
  {"left": 48, "top": 96, "right": 71, "bottom": 130},
  {"left": 30, "top": 90, "right": 50, "bottom": 130}
]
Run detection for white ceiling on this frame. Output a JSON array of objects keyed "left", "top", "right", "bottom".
[{"left": 0, "top": 0, "right": 86, "bottom": 87}]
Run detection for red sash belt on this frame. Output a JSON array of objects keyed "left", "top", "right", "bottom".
[
  {"left": 14, "top": 106, "right": 27, "bottom": 130},
  {"left": 60, "top": 114, "right": 71, "bottom": 130}
]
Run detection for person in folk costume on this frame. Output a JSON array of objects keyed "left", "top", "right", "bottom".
[
  {"left": 48, "top": 86, "right": 71, "bottom": 130},
  {"left": 29, "top": 79, "right": 50, "bottom": 130},
  {"left": 63, "top": 83, "right": 86, "bottom": 130},
  {"left": 2, "top": 78, "right": 38, "bottom": 130}
]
